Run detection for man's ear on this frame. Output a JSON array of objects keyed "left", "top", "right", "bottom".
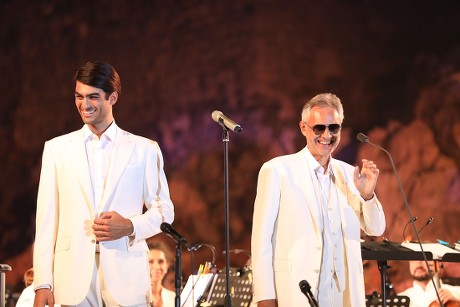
[
  {"left": 299, "top": 120, "right": 307, "bottom": 136},
  {"left": 109, "top": 92, "right": 118, "bottom": 105}
]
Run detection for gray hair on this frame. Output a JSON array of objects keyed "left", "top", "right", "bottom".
[{"left": 301, "top": 93, "right": 344, "bottom": 123}]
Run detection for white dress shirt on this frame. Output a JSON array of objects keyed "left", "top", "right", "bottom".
[
  {"left": 83, "top": 122, "right": 116, "bottom": 215},
  {"left": 312, "top": 159, "right": 346, "bottom": 305}
]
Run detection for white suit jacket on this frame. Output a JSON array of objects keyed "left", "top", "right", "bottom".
[
  {"left": 251, "top": 147, "right": 385, "bottom": 306},
  {"left": 33, "top": 125, "right": 174, "bottom": 306}
]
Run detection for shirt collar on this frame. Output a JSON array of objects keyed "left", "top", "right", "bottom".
[
  {"left": 303, "top": 146, "right": 334, "bottom": 175},
  {"left": 83, "top": 121, "right": 118, "bottom": 142}
]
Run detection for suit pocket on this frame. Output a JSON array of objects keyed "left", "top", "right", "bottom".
[
  {"left": 55, "top": 237, "right": 70, "bottom": 251},
  {"left": 274, "top": 258, "right": 292, "bottom": 272}
]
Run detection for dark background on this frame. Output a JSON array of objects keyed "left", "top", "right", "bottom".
[{"left": 1, "top": 0, "right": 460, "bottom": 295}]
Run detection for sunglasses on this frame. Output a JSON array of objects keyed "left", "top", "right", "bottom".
[{"left": 307, "top": 123, "right": 341, "bottom": 135}]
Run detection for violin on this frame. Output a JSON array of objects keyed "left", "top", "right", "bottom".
[{"left": 428, "top": 261, "right": 460, "bottom": 307}]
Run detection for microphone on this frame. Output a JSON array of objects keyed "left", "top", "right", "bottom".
[
  {"left": 299, "top": 280, "right": 318, "bottom": 307},
  {"left": 357, "top": 132, "right": 443, "bottom": 305},
  {"left": 402, "top": 216, "right": 418, "bottom": 242},
  {"left": 416, "top": 217, "right": 434, "bottom": 238},
  {"left": 160, "top": 222, "right": 190, "bottom": 249},
  {"left": 211, "top": 110, "right": 243, "bottom": 133},
  {"left": 356, "top": 132, "right": 369, "bottom": 143}
]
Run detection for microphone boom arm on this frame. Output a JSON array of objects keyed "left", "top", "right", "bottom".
[
  {"left": 357, "top": 133, "right": 442, "bottom": 306},
  {"left": 356, "top": 134, "right": 421, "bottom": 243}
]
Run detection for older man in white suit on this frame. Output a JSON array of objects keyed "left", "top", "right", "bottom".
[
  {"left": 33, "top": 62, "right": 174, "bottom": 307},
  {"left": 251, "top": 93, "right": 385, "bottom": 307}
]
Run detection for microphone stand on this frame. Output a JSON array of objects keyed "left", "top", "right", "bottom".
[
  {"left": 358, "top": 134, "right": 442, "bottom": 307},
  {"left": 213, "top": 112, "right": 242, "bottom": 307},
  {"left": 220, "top": 127, "right": 232, "bottom": 307},
  {"left": 0, "top": 264, "right": 12, "bottom": 307},
  {"left": 174, "top": 240, "right": 184, "bottom": 307}
]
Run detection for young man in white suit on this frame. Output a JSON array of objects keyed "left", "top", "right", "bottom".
[
  {"left": 33, "top": 62, "right": 174, "bottom": 307},
  {"left": 251, "top": 93, "right": 386, "bottom": 307}
]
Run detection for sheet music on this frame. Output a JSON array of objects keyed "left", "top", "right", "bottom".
[
  {"left": 401, "top": 242, "right": 460, "bottom": 259},
  {"left": 180, "top": 273, "right": 215, "bottom": 307}
]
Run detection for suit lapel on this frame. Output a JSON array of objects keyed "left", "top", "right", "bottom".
[
  {"left": 99, "top": 128, "right": 136, "bottom": 213},
  {"left": 295, "top": 149, "right": 322, "bottom": 236},
  {"left": 66, "top": 129, "right": 95, "bottom": 216}
]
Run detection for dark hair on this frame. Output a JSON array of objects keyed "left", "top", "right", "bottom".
[{"left": 74, "top": 61, "right": 121, "bottom": 99}]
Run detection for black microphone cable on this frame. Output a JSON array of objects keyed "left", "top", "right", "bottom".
[
  {"left": 190, "top": 243, "right": 217, "bottom": 269},
  {"left": 402, "top": 217, "right": 434, "bottom": 242},
  {"left": 402, "top": 216, "right": 418, "bottom": 242}
]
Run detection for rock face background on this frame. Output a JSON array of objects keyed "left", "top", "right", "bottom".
[{"left": 1, "top": 0, "right": 460, "bottom": 295}]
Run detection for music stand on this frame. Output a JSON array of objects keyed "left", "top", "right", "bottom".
[
  {"left": 365, "top": 292, "right": 410, "bottom": 307},
  {"left": 198, "top": 267, "right": 253, "bottom": 307},
  {"left": 361, "top": 241, "right": 433, "bottom": 307}
]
